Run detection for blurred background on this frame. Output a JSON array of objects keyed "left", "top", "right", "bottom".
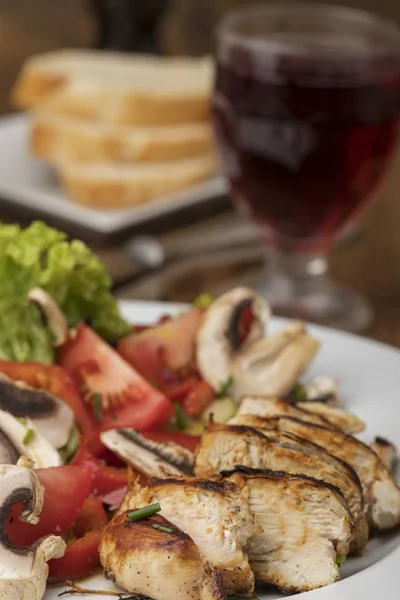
[{"left": 1, "top": 0, "right": 400, "bottom": 345}]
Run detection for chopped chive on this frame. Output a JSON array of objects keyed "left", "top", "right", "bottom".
[
  {"left": 111, "top": 413, "right": 117, "bottom": 420},
  {"left": 336, "top": 553, "right": 345, "bottom": 568},
  {"left": 152, "top": 523, "right": 175, "bottom": 534},
  {"left": 127, "top": 502, "right": 161, "bottom": 522},
  {"left": 173, "top": 402, "right": 186, "bottom": 430},
  {"left": 22, "top": 428, "right": 35, "bottom": 445},
  {"left": 193, "top": 293, "right": 214, "bottom": 309},
  {"left": 217, "top": 375, "right": 233, "bottom": 399},
  {"left": 93, "top": 393, "right": 102, "bottom": 421}
]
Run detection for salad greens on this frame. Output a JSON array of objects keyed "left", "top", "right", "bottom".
[{"left": 0, "top": 221, "right": 130, "bottom": 363}]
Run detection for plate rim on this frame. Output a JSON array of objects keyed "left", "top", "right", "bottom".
[{"left": 44, "top": 299, "right": 400, "bottom": 600}]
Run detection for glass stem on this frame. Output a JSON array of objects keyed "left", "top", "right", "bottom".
[
  {"left": 270, "top": 247, "right": 328, "bottom": 279},
  {"left": 257, "top": 243, "right": 373, "bottom": 330}
]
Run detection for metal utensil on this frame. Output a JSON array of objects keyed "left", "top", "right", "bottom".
[{"left": 111, "top": 221, "right": 258, "bottom": 291}]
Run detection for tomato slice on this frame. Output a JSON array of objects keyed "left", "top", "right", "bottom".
[
  {"left": 48, "top": 497, "right": 108, "bottom": 583},
  {"left": 59, "top": 323, "right": 174, "bottom": 431},
  {"left": 142, "top": 430, "right": 201, "bottom": 453},
  {"left": 7, "top": 465, "right": 93, "bottom": 547},
  {"left": 48, "top": 530, "right": 103, "bottom": 583},
  {"left": 117, "top": 308, "right": 203, "bottom": 388},
  {"left": 238, "top": 302, "right": 254, "bottom": 345},
  {"left": 72, "top": 497, "right": 108, "bottom": 539},
  {"left": 0, "top": 360, "right": 95, "bottom": 433},
  {"left": 181, "top": 381, "right": 215, "bottom": 417},
  {"left": 72, "top": 444, "right": 128, "bottom": 497},
  {"left": 166, "top": 378, "right": 215, "bottom": 417}
]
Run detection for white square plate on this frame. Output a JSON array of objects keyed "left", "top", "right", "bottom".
[
  {"left": 44, "top": 300, "right": 400, "bottom": 599},
  {"left": 0, "top": 115, "right": 226, "bottom": 235}
]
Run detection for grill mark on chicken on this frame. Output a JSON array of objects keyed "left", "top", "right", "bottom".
[
  {"left": 224, "top": 468, "right": 353, "bottom": 593},
  {"left": 237, "top": 396, "right": 332, "bottom": 427},
  {"left": 100, "top": 512, "right": 226, "bottom": 600},
  {"left": 151, "top": 477, "right": 237, "bottom": 496},
  {"left": 120, "top": 476, "right": 257, "bottom": 595},
  {"left": 297, "top": 401, "right": 366, "bottom": 434},
  {"left": 273, "top": 417, "right": 400, "bottom": 531},
  {"left": 222, "top": 465, "right": 345, "bottom": 497},
  {"left": 195, "top": 419, "right": 367, "bottom": 553},
  {"left": 229, "top": 414, "right": 362, "bottom": 489}
]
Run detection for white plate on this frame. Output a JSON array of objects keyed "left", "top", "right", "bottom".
[
  {"left": 0, "top": 115, "right": 227, "bottom": 235},
  {"left": 45, "top": 300, "right": 400, "bottom": 600}
]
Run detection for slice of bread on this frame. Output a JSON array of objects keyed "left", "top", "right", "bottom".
[
  {"left": 31, "top": 112, "right": 214, "bottom": 163},
  {"left": 58, "top": 154, "right": 217, "bottom": 209},
  {"left": 13, "top": 50, "right": 213, "bottom": 126}
]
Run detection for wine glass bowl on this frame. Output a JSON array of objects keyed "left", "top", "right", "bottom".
[{"left": 213, "top": 2, "right": 400, "bottom": 331}]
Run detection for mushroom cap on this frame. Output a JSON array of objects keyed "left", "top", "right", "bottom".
[
  {"left": 27, "top": 287, "right": 69, "bottom": 347},
  {"left": 196, "top": 287, "right": 320, "bottom": 401},
  {"left": 0, "top": 374, "right": 74, "bottom": 449},
  {"left": 0, "top": 409, "right": 62, "bottom": 468},
  {"left": 196, "top": 287, "right": 271, "bottom": 396},
  {"left": 0, "top": 464, "right": 65, "bottom": 599}
]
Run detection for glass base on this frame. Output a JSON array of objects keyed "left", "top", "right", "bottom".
[{"left": 256, "top": 255, "right": 373, "bottom": 333}]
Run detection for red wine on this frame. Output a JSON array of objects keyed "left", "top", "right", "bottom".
[{"left": 214, "top": 57, "right": 400, "bottom": 251}]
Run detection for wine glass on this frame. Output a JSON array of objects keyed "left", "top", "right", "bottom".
[{"left": 213, "top": 2, "right": 400, "bottom": 332}]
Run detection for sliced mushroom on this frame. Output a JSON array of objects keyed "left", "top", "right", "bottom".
[
  {"left": 27, "top": 287, "right": 69, "bottom": 347},
  {"left": 0, "top": 373, "right": 74, "bottom": 449},
  {"left": 100, "top": 429, "right": 194, "bottom": 478},
  {"left": 0, "top": 409, "right": 62, "bottom": 468},
  {"left": 0, "top": 461, "right": 65, "bottom": 600},
  {"left": 303, "top": 376, "right": 340, "bottom": 406},
  {"left": 196, "top": 288, "right": 320, "bottom": 401}
]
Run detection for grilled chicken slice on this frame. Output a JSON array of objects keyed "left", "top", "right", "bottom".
[
  {"left": 100, "top": 428, "right": 194, "bottom": 477},
  {"left": 120, "top": 477, "right": 257, "bottom": 595},
  {"left": 274, "top": 417, "right": 400, "bottom": 530},
  {"left": 225, "top": 468, "right": 353, "bottom": 593},
  {"left": 100, "top": 512, "right": 225, "bottom": 600},
  {"left": 370, "top": 437, "right": 397, "bottom": 472},
  {"left": 238, "top": 395, "right": 365, "bottom": 434},
  {"left": 297, "top": 401, "right": 365, "bottom": 434},
  {"left": 195, "top": 420, "right": 367, "bottom": 553},
  {"left": 238, "top": 396, "right": 332, "bottom": 427}
]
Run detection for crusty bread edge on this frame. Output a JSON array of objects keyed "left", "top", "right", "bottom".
[
  {"left": 12, "top": 67, "right": 67, "bottom": 108},
  {"left": 38, "top": 88, "right": 211, "bottom": 126},
  {"left": 59, "top": 158, "right": 216, "bottom": 209},
  {"left": 30, "top": 114, "right": 214, "bottom": 163}
]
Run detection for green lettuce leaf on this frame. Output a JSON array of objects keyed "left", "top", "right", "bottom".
[{"left": 0, "top": 221, "right": 130, "bottom": 362}]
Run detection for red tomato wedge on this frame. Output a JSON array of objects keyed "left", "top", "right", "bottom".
[
  {"left": 167, "top": 378, "right": 214, "bottom": 417},
  {"left": 117, "top": 308, "right": 204, "bottom": 388},
  {"left": 48, "top": 530, "right": 103, "bottom": 583},
  {"left": 0, "top": 360, "right": 95, "bottom": 433},
  {"left": 48, "top": 498, "right": 108, "bottom": 583},
  {"left": 7, "top": 465, "right": 93, "bottom": 547},
  {"left": 142, "top": 430, "right": 201, "bottom": 453},
  {"left": 68, "top": 497, "right": 108, "bottom": 540},
  {"left": 59, "top": 323, "right": 174, "bottom": 431},
  {"left": 72, "top": 444, "right": 128, "bottom": 497}
]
